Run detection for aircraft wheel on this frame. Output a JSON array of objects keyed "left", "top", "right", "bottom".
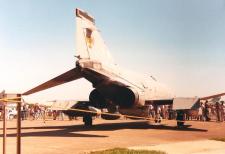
[
  {"left": 176, "top": 110, "right": 185, "bottom": 128},
  {"left": 177, "top": 121, "right": 184, "bottom": 128},
  {"left": 83, "top": 115, "right": 93, "bottom": 127}
]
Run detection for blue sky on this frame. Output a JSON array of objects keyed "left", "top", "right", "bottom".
[{"left": 0, "top": 0, "right": 225, "bottom": 103}]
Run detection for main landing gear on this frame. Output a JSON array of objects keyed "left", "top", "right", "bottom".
[
  {"left": 176, "top": 110, "right": 185, "bottom": 128},
  {"left": 83, "top": 115, "right": 93, "bottom": 127}
]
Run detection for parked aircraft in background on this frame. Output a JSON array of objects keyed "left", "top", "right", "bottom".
[{"left": 23, "top": 8, "right": 225, "bottom": 127}]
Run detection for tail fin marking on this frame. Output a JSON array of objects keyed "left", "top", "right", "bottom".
[{"left": 75, "top": 8, "right": 115, "bottom": 67}]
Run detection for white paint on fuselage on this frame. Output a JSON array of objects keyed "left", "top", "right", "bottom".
[
  {"left": 99, "top": 63, "right": 174, "bottom": 102},
  {"left": 76, "top": 8, "right": 174, "bottom": 105}
]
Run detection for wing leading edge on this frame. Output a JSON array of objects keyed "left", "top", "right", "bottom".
[
  {"left": 200, "top": 92, "right": 225, "bottom": 100},
  {"left": 23, "top": 68, "right": 82, "bottom": 95}
]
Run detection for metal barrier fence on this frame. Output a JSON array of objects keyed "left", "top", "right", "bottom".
[{"left": 0, "top": 93, "right": 22, "bottom": 154}]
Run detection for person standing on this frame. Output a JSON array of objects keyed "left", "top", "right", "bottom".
[
  {"left": 223, "top": 102, "right": 225, "bottom": 121},
  {"left": 52, "top": 110, "right": 57, "bottom": 120},
  {"left": 21, "top": 105, "right": 25, "bottom": 120},
  {"left": 24, "top": 104, "right": 29, "bottom": 120},
  {"left": 220, "top": 101, "right": 224, "bottom": 122},
  {"left": 40, "top": 106, "right": 46, "bottom": 123},
  {"left": 161, "top": 105, "right": 166, "bottom": 119},
  {"left": 155, "top": 105, "right": 162, "bottom": 123},
  {"left": 198, "top": 104, "right": 203, "bottom": 121},
  {"left": 205, "top": 101, "right": 211, "bottom": 121},
  {"left": 215, "top": 102, "right": 221, "bottom": 122},
  {"left": 150, "top": 104, "right": 155, "bottom": 119},
  {"left": 169, "top": 105, "right": 175, "bottom": 120}
]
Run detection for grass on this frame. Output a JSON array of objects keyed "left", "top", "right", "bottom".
[
  {"left": 89, "top": 148, "right": 166, "bottom": 154},
  {"left": 210, "top": 137, "right": 225, "bottom": 142}
]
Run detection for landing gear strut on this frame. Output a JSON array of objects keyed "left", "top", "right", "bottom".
[
  {"left": 177, "top": 120, "right": 184, "bottom": 128},
  {"left": 83, "top": 115, "right": 93, "bottom": 127},
  {"left": 176, "top": 110, "right": 185, "bottom": 128}
]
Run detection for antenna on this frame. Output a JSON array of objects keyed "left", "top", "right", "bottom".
[{"left": 150, "top": 75, "right": 157, "bottom": 81}]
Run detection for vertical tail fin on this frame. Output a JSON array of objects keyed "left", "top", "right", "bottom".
[{"left": 75, "top": 8, "right": 115, "bottom": 67}]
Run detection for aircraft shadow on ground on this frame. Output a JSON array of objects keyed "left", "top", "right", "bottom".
[
  {"left": 0, "top": 128, "right": 107, "bottom": 138},
  {"left": 0, "top": 121, "right": 207, "bottom": 138}
]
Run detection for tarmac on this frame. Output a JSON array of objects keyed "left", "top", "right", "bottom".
[
  {"left": 130, "top": 140, "right": 225, "bottom": 154},
  {"left": 0, "top": 118, "right": 224, "bottom": 154}
]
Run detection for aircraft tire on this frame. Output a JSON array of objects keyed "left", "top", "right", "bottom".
[{"left": 177, "top": 121, "right": 184, "bottom": 128}]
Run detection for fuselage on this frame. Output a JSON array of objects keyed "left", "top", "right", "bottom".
[{"left": 77, "top": 59, "right": 173, "bottom": 111}]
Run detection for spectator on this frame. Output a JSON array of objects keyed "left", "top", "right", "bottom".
[
  {"left": 215, "top": 102, "right": 222, "bottom": 122},
  {"left": 220, "top": 101, "right": 224, "bottom": 122},
  {"left": 198, "top": 104, "right": 203, "bottom": 121},
  {"left": 204, "top": 101, "right": 211, "bottom": 121}
]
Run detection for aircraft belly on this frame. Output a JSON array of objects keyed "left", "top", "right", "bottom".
[
  {"left": 119, "top": 107, "right": 149, "bottom": 118},
  {"left": 93, "top": 84, "right": 139, "bottom": 108}
]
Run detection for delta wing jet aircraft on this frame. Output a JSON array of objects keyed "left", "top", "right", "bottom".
[{"left": 23, "top": 8, "right": 225, "bottom": 126}]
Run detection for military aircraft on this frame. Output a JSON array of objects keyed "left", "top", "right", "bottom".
[{"left": 23, "top": 8, "right": 225, "bottom": 127}]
